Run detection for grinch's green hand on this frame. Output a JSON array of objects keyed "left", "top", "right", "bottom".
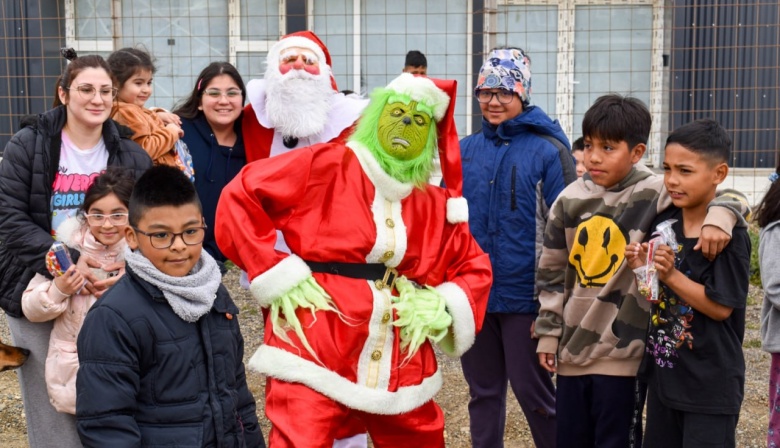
[
  {"left": 392, "top": 276, "right": 453, "bottom": 360},
  {"left": 269, "top": 276, "right": 336, "bottom": 365}
]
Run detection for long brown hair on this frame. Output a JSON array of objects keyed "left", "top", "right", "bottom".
[
  {"left": 755, "top": 162, "right": 780, "bottom": 228},
  {"left": 172, "top": 62, "right": 246, "bottom": 119},
  {"left": 52, "top": 48, "right": 115, "bottom": 108}
]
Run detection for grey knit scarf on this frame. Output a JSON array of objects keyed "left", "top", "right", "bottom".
[{"left": 124, "top": 247, "right": 222, "bottom": 322}]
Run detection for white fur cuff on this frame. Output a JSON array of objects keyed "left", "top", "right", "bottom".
[
  {"left": 435, "top": 281, "right": 476, "bottom": 357},
  {"left": 249, "top": 344, "right": 443, "bottom": 415},
  {"left": 447, "top": 197, "right": 469, "bottom": 224},
  {"left": 249, "top": 255, "right": 312, "bottom": 307}
]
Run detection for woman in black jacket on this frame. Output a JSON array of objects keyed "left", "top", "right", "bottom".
[{"left": 0, "top": 50, "right": 151, "bottom": 447}]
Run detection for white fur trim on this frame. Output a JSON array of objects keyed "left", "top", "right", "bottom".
[
  {"left": 246, "top": 79, "right": 368, "bottom": 150},
  {"left": 446, "top": 196, "right": 469, "bottom": 224},
  {"left": 54, "top": 216, "right": 84, "bottom": 249},
  {"left": 365, "top": 195, "right": 407, "bottom": 267},
  {"left": 266, "top": 36, "right": 328, "bottom": 73},
  {"left": 249, "top": 344, "right": 443, "bottom": 415},
  {"left": 435, "top": 282, "right": 476, "bottom": 357},
  {"left": 355, "top": 283, "right": 395, "bottom": 390},
  {"left": 385, "top": 73, "right": 449, "bottom": 121},
  {"left": 249, "top": 255, "right": 312, "bottom": 307},
  {"left": 347, "top": 141, "right": 414, "bottom": 202}
]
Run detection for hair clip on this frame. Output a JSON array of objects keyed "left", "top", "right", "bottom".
[
  {"left": 60, "top": 47, "right": 78, "bottom": 61},
  {"left": 770, "top": 172, "right": 779, "bottom": 183},
  {"left": 197, "top": 79, "right": 203, "bottom": 91}
]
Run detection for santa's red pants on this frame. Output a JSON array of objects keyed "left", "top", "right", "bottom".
[{"left": 265, "top": 378, "right": 445, "bottom": 447}]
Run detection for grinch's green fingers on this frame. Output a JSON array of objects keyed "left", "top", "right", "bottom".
[
  {"left": 267, "top": 276, "right": 337, "bottom": 365},
  {"left": 392, "top": 276, "right": 453, "bottom": 360}
]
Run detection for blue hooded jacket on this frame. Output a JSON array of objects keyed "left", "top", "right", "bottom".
[
  {"left": 180, "top": 114, "right": 246, "bottom": 264},
  {"left": 460, "top": 105, "right": 576, "bottom": 313}
]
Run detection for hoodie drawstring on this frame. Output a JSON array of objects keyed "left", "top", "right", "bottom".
[{"left": 205, "top": 134, "right": 217, "bottom": 183}]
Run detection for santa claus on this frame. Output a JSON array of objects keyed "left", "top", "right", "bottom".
[
  {"left": 217, "top": 74, "right": 491, "bottom": 447},
  {"left": 242, "top": 31, "right": 368, "bottom": 162}
]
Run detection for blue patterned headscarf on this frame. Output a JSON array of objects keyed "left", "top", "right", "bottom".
[{"left": 475, "top": 48, "right": 532, "bottom": 106}]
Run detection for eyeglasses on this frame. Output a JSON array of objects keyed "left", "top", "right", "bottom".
[
  {"left": 66, "top": 84, "right": 118, "bottom": 101},
  {"left": 84, "top": 213, "right": 129, "bottom": 226},
  {"left": 203, "top": 89, "right": 242, "bottom": 99},
  {"left": 475, "top": 90, "right": 516, "bottom": 104},
  {"left": 132, "top": 226, "right": 207, "bottom": 249}
]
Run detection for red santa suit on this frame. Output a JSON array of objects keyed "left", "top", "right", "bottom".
[{"left": 216, "top": 140, "right": 492, "bottom": 445}]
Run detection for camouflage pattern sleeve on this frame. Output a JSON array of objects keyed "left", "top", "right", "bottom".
[{"left": 534, "top": 196, "right": 570, "bottom": 355}]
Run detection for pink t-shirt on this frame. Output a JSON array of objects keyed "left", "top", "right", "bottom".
[{"left": 50, "top": 132, "right": 109, "bottom": 237}]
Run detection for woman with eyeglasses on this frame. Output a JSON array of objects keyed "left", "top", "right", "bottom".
[
  {"left": 0, "top": 48, "right": 151, "bottom": 447},
  {"left": 172, "top": 62, "right": 247, "bottom": 272}
]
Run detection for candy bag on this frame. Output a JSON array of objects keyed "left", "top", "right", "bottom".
[
  {"left": 635, "top": 219, "right": 678, "bottom": 302},
  {"left": 46, "top": 241, "right": 74, "bottom": 277}
]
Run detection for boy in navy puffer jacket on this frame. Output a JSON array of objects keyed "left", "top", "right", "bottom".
[{"left": 76, "top": 166, "right": 263, "bottom": 447}]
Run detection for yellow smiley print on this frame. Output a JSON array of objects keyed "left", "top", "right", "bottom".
[{"left": 569, "top": 215, "right": 629, "bottom": 287}]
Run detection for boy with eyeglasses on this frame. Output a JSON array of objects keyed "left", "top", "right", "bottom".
[
  {"left": 75, "top": 165, "right": 263, "bottom": 448},
  {"left": 459, "top": 47, "right": 576, "bottom": 448}
]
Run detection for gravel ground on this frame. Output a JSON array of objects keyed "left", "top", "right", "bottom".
[{"left": 0, "top": 271, "right": 770, "bottom": 447}]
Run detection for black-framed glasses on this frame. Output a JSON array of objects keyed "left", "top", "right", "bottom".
[
  {"left": 475, "top": 89, "right": 515, "bottom": 104},
  {"left": 66, "top": 84, "right": 118, "bottom": 101},
  {"left": 84, "top": 213, "right": 129, "bottom": 226},
  {"left": 203, "top": 89, "right": 242, "bottom": 99},
  {"left": 133, "top": 226, "right": 207, "bottom": 249}
]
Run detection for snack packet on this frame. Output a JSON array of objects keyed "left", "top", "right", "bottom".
[
  {"left": 45, "top": 241, "right": 74, "bottom": 277},
  {"left": 46, "top": 241, "right": 87, "bottom": 293},
  {"left": 635, "top": 219, "right": 678, "bottom": 302}
]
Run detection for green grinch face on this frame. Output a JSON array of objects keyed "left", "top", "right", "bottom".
[{"left": 377, "top": 100, "right": 433, "bottom": 161}]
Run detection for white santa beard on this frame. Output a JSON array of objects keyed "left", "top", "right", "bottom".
[{"left": 265, "top": 71, "right": 332, "bottom": 138}]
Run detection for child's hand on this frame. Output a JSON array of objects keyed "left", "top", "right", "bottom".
[
  {"left": 653, "top": 244, "right": 677, "bottom": 281},
  {"left": 53, "top": 265, "right": 85, "bottom": 296},
  {"left": 156, "top": 111, "right": 181, "bottom": 127},
  {"left": 538, "top": 352, "right": 557, "bottom": 373},
  {"left": 625, "top": 242, "right": 648, "bottom": 269},
  {"left": 695, "top": 224, "right": 731, "bottom": 261},
  {"left": 165, "top": 122, "right": 184, "bottom": 138}
]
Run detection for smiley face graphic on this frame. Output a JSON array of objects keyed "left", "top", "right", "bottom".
[{"left": 569, "top": 215, "right": 629, "bottom": 287}]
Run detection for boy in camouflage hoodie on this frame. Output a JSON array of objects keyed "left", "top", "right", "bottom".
[{"left": 533, "top": 94, "right": 749, "bottom": 448}]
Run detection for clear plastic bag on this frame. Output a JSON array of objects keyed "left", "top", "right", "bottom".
[
  {"left": 635, "top": 219, "right": 678, "bottom": 302},
  {"left": 173, "top": 140, "right": 195, "bottom": 182}
]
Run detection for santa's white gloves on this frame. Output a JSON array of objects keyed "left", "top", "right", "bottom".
[
  {"left": 391, "top": 276, "right": 453, "bottom": 361},
  {"left": 269, "top": 276, "right": 337, "bottom": 364}
]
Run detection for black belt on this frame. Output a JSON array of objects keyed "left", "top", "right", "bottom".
[{"left": 305, "top": 261, "right": 398, "bottom": 289}]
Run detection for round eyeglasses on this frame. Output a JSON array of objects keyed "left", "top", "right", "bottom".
[
  {"left": 475, "top": 90, "right": 516, "bottom": 104},
  {"left": 132, "top": 226, "right": 207, "bottom": 249},
  {"left": 84, "top": 213, "right": 129, "bottom": 226},
  {"left": 66, "top": 84, "right": 118, "bottom": 101},
  {"left": 203, "top": 89, "right": 242, "bottom": 99}
]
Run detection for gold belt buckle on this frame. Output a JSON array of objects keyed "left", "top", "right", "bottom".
[{"left": 375, "top": 267, "right": 398, "bottom": 290}]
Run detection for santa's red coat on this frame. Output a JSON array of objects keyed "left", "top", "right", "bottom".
[{"left": 215, "top": 141, "right": 492, "bottom": 414}]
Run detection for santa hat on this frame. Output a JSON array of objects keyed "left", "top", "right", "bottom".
[
  {"left": 266, "top": 30, "right": 338, "bottom": 91},
  {"left": 384, "top": 73, "right": 468, "bottom": 224}
]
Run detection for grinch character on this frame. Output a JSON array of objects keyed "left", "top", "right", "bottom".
[
  {"left": 216, "top": 74, "right": 492, "bottom": 446},
  {"left": 242, "top": 30, "right": 368, "bottom": 163}
]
